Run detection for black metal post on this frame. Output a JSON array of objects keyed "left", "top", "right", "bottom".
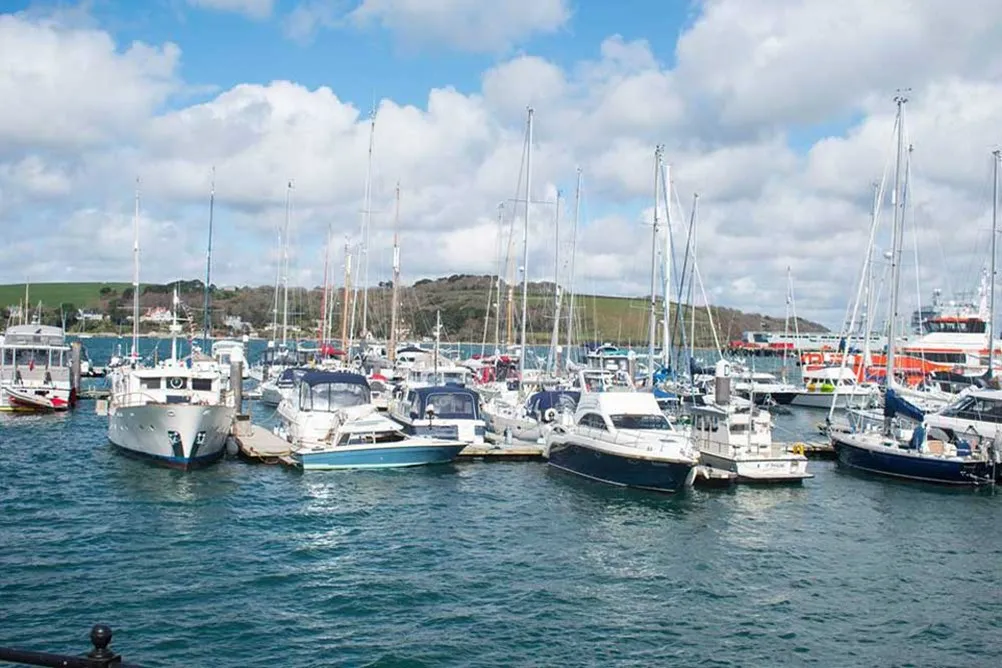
[{"left": 0, "top": 625, "right": 143, "bottom": 667}]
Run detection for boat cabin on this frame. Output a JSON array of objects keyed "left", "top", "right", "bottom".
[
  {"left": 938, "top": 390, "right": 1002, "bottom": 425},
  {"left": 690, "top": 402, "right": 773, "bottom": 455},
  {"left": 211, "top": 340, "right": 246, "bottom": 369},
  {"left": 293, "top": 371, "right": 371, "bottom": 412},
  {"left": 111, "top": 361, "right": 226, "bottom": 408},
  {"left": 572, "top": 392, "right": 674, "bottom": 432},
  {"left": 393, "top": 385, "right": 485, "bottom": 442}
]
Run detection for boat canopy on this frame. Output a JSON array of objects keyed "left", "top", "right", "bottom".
[
  {"left": 297, "top": 371, "right": 371, "bottom": 411},
  {"left": 276, "top": 366, "right": 310, "bottom": 387},
  {"left": 409, "top": 386, "right": 480, "bottom": 420},
  {"left": 527, "top": 390, "right": 580, "bottom": 417}
]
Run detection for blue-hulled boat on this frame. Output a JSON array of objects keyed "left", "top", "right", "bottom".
[
  {"left": 544, "top": 392, "right": 699, "bottom": 493},
  {"left": 830, "top": 389, "right": 1001, "bottom": 486},
  {"left": 276, "top": 370, "right": 465, "bottom": 470}
]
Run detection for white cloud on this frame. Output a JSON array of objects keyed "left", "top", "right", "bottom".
[
  {"left": 187, "top": 0, "right": 274, "bottom": 20},
  {"left": 4, "top": 1, "right": 1002, "bottom": 330},
  {"left": 0, "top": 12, "right": 179, "bottom": 149},
  {"left": 286, "top": 0, "right": 570, "bottom": 50}
]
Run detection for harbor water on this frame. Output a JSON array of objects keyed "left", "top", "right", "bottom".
[{"left": 1, "top": 339, "right": 1000, "bottom": 666}]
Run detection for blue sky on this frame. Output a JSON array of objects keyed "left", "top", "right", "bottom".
[
  {"left": 7, "top": 0, "right": 691, "bottom": 114},
  {"left": 2, "top": 0, "right": 1000, "bottom": 326}
]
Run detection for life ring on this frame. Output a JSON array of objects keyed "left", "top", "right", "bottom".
[
  {"left": 168, "top": 377, "right": 184, "bottom": 390},
  {"left": 543, "top": 407, "right": 557, "bottom": 423},
  {"left": 790, "top": 442, "right": 806, "bottom": 456}
]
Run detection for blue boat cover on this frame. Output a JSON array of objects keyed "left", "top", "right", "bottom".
[
  {"left": 412, "top": 386, "right": 481, "bottom": 420},
  {"left": 527, "top": 391, "right": 580, "bottom": 416},
  {"left": 883, "top": 388, "right": 925, "bottom": 424},
  {"left": 299, "top": 370, "right": 369, "bottom": 387}
]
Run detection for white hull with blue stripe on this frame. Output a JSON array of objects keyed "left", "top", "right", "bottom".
[
  {"left": 278, "top": 370, "right": 466, "bottom": 471},
  {"left": 293, "top": 440, "right": 466, "bottom": 470}
]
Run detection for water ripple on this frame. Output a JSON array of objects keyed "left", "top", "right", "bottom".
[{"left": 1, "top": 384, "right": 1001, "bottom": 666}]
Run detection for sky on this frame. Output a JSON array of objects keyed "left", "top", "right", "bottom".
[{"left": 1, "top": 0, "right": 1002, "bottom": 329}]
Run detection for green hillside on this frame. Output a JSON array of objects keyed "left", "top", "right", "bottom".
[
  {"left": 0, "top": 277, "right": 827, "bottom": 345},
  {"left": 0, "top": 282, "right": 130, "bottom": 311}
]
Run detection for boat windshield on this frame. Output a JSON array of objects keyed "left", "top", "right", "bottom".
[
  {"left": 423, "top": 391, "right": 477, "bottom": 419},
  {"left": 610, "top": 414, "right": 671, "bottom": 430},
  {"left": 307, "top": 382, "right": 370, "bottom": 411},
  {"left": 940, "top": 395, "right": 1002, "bottom": 424}
]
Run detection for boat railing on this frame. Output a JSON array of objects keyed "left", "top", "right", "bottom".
[{"left": 0, "top": 625, "right": 143, "bottom": 668}]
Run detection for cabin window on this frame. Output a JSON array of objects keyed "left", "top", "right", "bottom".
[
  {"left": 307, "top": 382, "right": 370, "bottom": 412},
  {"left": 425, "top": 392, "right": 477, "bottom": 419},
  {"left": 610, "top": 414, "right": 670, "bottom": 430},
  {"left": 579, "top": 413, "right": 608, "bottom": 430},
  {"left": 140, "top": 377, "right": 161, "bottom": 390},
  {"left": 165, "top": 377, "right": 188, "bottom": 390},
  {"left": 730, "top": 423, "right": 748, "bottom": 434},
  {"left": 941, "top": 396, "right": 1002, "bottom": 424},
  {"left": 192, "top": 378, "right": 213, "bottom": 392}
]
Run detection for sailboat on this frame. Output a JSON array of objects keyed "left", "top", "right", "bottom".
[
  {"left": 829, "top": 96, "right": 1002, "bottom": 486},
  {"left": 106, "top": 185, "right": 235, "bottom": 470}
]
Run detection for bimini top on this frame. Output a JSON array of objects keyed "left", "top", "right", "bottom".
[
  {"left": 410, "top": 385, "right": 481, "bottom": 420},
  {"left": 276, "top": 366, "right": 310, "bottom": 387},
  {"left": 299, "top": 370, "right": 369, "bottom": 387}
]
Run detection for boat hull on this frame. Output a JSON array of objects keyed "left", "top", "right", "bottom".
[
  {"left": 790, "top": 391, "right": 872, "bottom": 410},
  {"left": 830, "top": 433, "right": 998, "bottom": 486},
  {"left": 698, "top": 450, "right": 811, "bottom": 483},
  {"left": 292, "top": 442, "right": 467, "bottom": 470},
  {"left": 258, "top": 384, "right": 287, "bottom": 407},
  {"left": 737, "top": 390, "right": 797, "bottom": 406},
  {"left": 547, "top": 440, "right": 696, "bottom": 493},
  {"left": 108, "top": 403, "right": 233, "bottom": 470}
]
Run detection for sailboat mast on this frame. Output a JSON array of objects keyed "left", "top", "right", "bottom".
[
  {"left": 320, "top": 222, "right": 332, "bottom": 347},
  {"left": 281, "top": 180, "right": 293, "bottom": 347},
  {"left": 518, "top": 107, "right": 534, "bottom": 383},
  {"left": 389, "top": 183, "right": 401, "bottom": 364},
  {"left": 566, "top": 169, "right": 581, "bottom": 370},
  {"left": 885, "top": 93, "right": 908, "bottom": 406},
  {"left": 131, "top": 178, "right": 141, "bottom": 361},
  {"left": 547, "top": 191, "right": 562, "bottom": 373},
  {"left": 782, "top": 267, "right": 792, "bottom": 383},
  {"left": 661, "top": 161, "right": 672, "bottom": 369},
  {"left": 360, "top": 108, "right": 376, "bottom": 339},
  {"left": 647, "top": 145, "right": 663, "bottom": 388},
  {"left": 202, "top": 167, "right": 215, "bottom": 349},
  {"left": 989, "top": 150, "right": 1000, "bottom": 380},
  {"left": 341, "top": 240, "right": 352, "bottom": 352},
  {"left": 434, "top": 310, "right": 441, "bottom": 381},
  {"left": 485, "top": 202, "right": 504, "bottom": 357}
]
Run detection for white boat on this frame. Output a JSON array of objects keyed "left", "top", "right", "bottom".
[
  {"left": 691, "top": 362, "right": 811, "bottom": 482},
  {"left": 210, "top": 339, "right": 249, "bottom": 379},
  {"left": 790, "top": 366, "right": 879, "bottom": 409},
  {"left": 388, "top": 385, "right": 486, "bottom": 443},
  {"left": 277, "top": 370, "right": 465, "bottom": 470},
  {"left": 259, "top": 366, "right": 307, "bottom": 407},
  {"left": 1, "top": 323, "right": 77, "bottom": 412},
  {"left": 484, "top": 389, "right": 579, "bottom": 444},
  {"left": 107, "top": 300, "right": 235, "bottom": 470},
  {"left": 544, "top": 392, "right": 699, "bottom": 493}
]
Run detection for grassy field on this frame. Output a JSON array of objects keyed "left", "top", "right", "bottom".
[{"left": 0, "top": 282, "right": 130, "bottom": 309}]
